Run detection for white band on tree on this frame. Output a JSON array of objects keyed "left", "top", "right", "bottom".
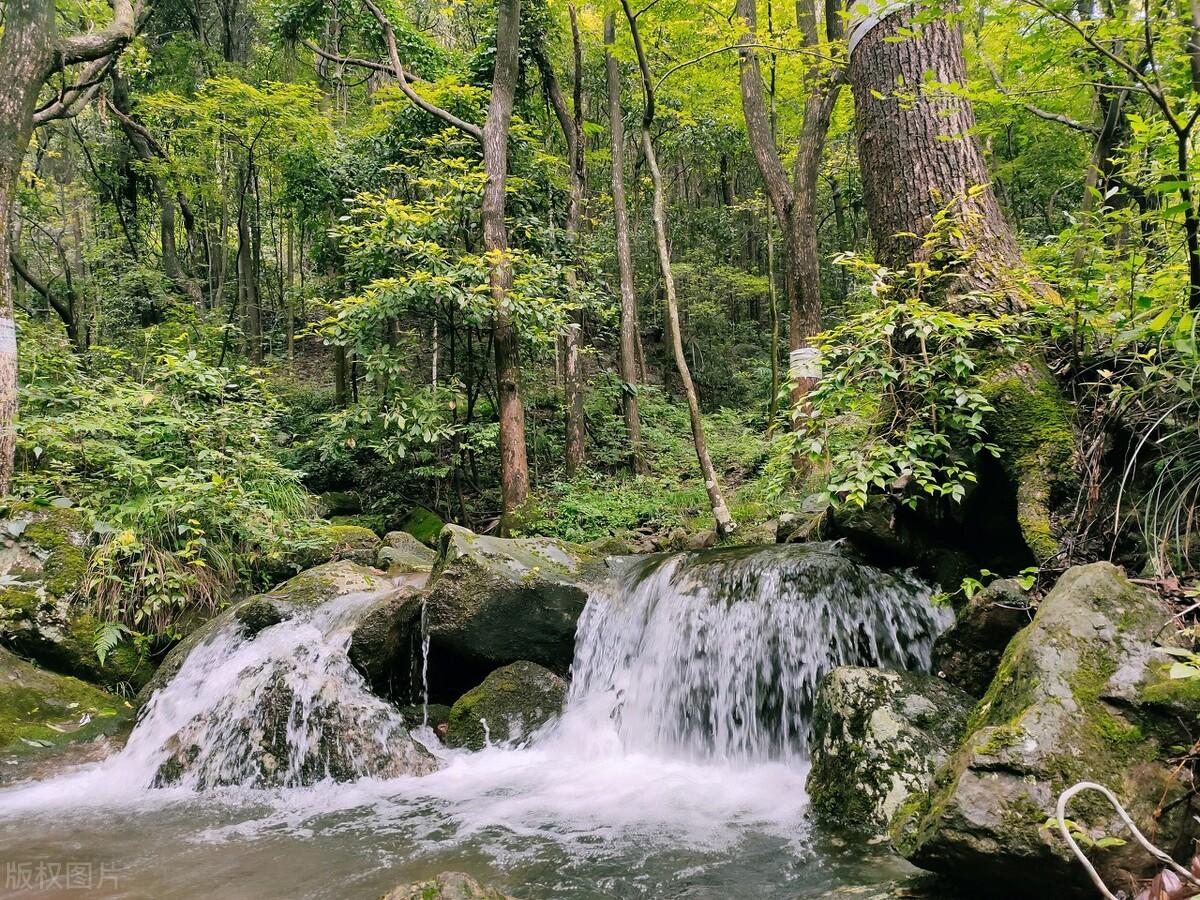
[
  {"left": 847, "top": 1, "right": 913, "bottom": 59},
  {"left": 0, "top": 318, "right": 15, "bottom": 355},
  {"left": 789, "top": 347, "right": 822, "bottom": 380}
]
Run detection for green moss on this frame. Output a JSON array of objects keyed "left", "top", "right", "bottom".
[
  {"left": 401, "top": 507, "right": 445, "bottom": 546},
  {"left": 981, "top": 358, "right": 1077, "bottom": 562},
  {"left": 973, "top": 723, "right": 1025, "bottom": 756},
  {"left": 0, "top": 587, "right": 41, "bottom": 618}
]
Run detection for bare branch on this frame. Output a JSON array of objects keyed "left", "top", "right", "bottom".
[
  {"left": 984, "top": 58, "right": 1100, "bottom": 135},
  {"left": 57, "top": 0, "right": 139, "bottom": 67}
]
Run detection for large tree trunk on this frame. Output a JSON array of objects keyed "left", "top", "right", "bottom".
[
  {"left": 483, "top": 0, "right": 528, "bottom": 524},
  {"left": 849, "top": 7, "right": 1034, "bottom": 307},
  {"left": 848, "top": 7, "right": 1074, "bottom": 563},
  {"left": 605, "top": 12, "right": 647, "bottom": 474},
  {"left": 621, "top": 0, "right": 734, "bottom": 536}
]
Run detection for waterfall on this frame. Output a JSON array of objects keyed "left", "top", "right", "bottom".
[
  {"left": 114, "top": 587, "right": 436, "bottom": 790},
  {"left": 562, "top": 543, "right": 949, "bottom": 763}
]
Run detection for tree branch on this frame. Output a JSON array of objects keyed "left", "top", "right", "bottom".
[
  {"left": 985, "top": 58, "right": 1100, "bottom": 135},
  {"left": 300, "top": 38, "right": 423, "bottom": 82},
  {"left": 57, "top": 0, "right": 139, "bottom": 67}
]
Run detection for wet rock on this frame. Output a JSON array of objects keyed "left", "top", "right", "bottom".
[
  {"left": 425, "top": 525, "right": 604, "bottom": 675},
  {"left": 347, "top": 585, "right": 424, "bottom": 698},
  {"left": 445, "top": 661, "right": 566, "bottom": 751},
  {"left": 0, "top": 647, "right": 132, "bottom": 766},
  {"left": 381, "top": 872, "right": 515, "bottom": 900},
  {"left": 893, "top": 562, "right": 1200, "bottom": 895},
  {"left": 807, "top": 666, "right": 971, "bottom": 834},
  {"left": 377, "top": 531, "right": 436, "bottom": 573},
  {"left": 143, "top": 561, "right": 389, "bottom": 700},
  {"left": 932, "top": 578, "right": 1033, "bottom": 697},
  {"left": 0, "top": 504, "right": 151, "bottom": 692},
  {"left": 318, "top": 491, "right": 362, "bottom": 516},
  {"left": 685, "top": 528, "right": 718, "bottom": 550},
  {"left": 154, "top": 668, "right": 437, "bottom": 788}
]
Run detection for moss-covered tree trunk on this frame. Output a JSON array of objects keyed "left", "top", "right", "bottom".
[{"left": 848, "top": 6, "right": 1077, "bottom": 562}]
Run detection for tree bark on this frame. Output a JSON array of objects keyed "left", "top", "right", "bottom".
[
  {"left": 849, "top": 6, "right": 1036, "bottom": 307},
  {"left": 621, "top": 0, "right": 734, "bottom": 536},
  {"left": 0, "top": 0, "right": 137, "bottom": 492},
  {"left": 535, "top": 5, "right": 586, "bottom": 477},
  {"left": 482, "top": 0, "right": 528, "bottom": 523},
  {"left": 605, "top": 12, "right": 647, "bottom": 474}
]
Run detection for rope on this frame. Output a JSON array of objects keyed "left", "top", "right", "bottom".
[{"left": 1056, "top": 781, "right": 1200, "bottom": 899}]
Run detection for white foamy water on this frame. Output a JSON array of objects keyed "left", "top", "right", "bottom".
[{"left": 0, "top": 544, "right": 947, "bottom": 898}]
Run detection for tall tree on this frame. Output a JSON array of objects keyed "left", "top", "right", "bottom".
[
  {"left": 621, "top": 0, "right": 735, "bottom": 536},
  {"left": 605, "top": 11, "right": 647, "bottom": 474},
  {"left": 0, "top": 0, "right": 139, "bottom": 493},
  {"left": 736, "top": 0, "right": 843, "bottom": 403}
]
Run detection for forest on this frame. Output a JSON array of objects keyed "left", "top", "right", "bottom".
[{"left": 1, "top": 0, "right": 1200, "bottom": 897}]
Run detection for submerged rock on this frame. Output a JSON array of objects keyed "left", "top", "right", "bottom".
[
  {"left": 807, "top": 666, "right": 971, "bottom": 834},
  {"left": 0, "top": 647, "right": 131, "bottom": 764},
  {"left": 893, "top": 563, "right": 1199, "bottom": 895},
  {"left": 932, "top": 578, "right": 1033, "bottom": 697},
  {"left": 381, "top": 872, "right": 514, "bottom": 900},
  {"left": 425, "top": 525, "right": 604, "bottom": 675},
  {"left": 445, "top": 660, "right": 566, "bottom": 751},
  {"left": 377, "top": 530, "right": 436, "bottom": 573},
  {"left": 0, "top": 504, "right": 150, "bottom": 692}
]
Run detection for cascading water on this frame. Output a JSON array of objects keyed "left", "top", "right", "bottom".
[
  {"left": 564, "top": 544, "right": 947, "bottom": 763},
  {"left": 0, "top": 544, "right": 950, "bottom": 899}
]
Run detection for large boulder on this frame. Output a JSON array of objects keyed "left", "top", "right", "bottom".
[
  {"left": 932, "top": 578, "right": 1033, "bottom": 697},
  {"left": 445, "top": 660, "right": 566, "bottom": 751},
  {"left": 892, "top": 563, "right": 1199, "bottom": 895},
  {"left": 381, "top": 872, "right": 514, "bottom": 900},
  {"left": 141, "top": 561, "right": 389, "bottom": 701},
  {"left": 377, "top": 531, "right": 436, "bottom": 573},
  {"left": 347, "top": 584, "right": 424, "bottom": 699},
  {"left": 0, "top": 647, "right": 132, "bottom": 767},
  {"left": 424, "top": 525, "right": 604, "bottom": 676},
  {"left": 0, "top": 504, "right": 150, "bottom": 692},
  {"left": 400, "top": 507, "right": 445, "bottom": 547},
  {"left": 807, "top": 667, "right": 972, "bottom": 834},
  {"left": 142, "top": 561, "right": 437, "bottom": 788}
]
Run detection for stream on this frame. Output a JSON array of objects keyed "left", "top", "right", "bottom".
[{"left": 0, "top": 544, "right": 951, "bottom": 899}]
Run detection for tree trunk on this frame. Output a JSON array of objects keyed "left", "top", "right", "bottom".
[
  {"left": 849, "top": 7, "right": 1035, "bottom": 307},
  {"left": 605, "top": 11, "right": 647, "bottom": 474},
  {"left": 536, "top": 5, "right": 586, "bottom": 477},
  {"left": 621, "top": 0, "right": 734, "bottom": 536},
  {"left": 482, "top": 0, "right": 528, "bottom": 524},
  {"left": 848, "top": 6, "right": 1073, "bottom": 562}
]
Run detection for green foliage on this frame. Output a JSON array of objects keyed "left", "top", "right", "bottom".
[
  {"left": 780, "top": 242, "right": 1023, "bottom": 510},
  {"left": 15, "top": 321, "right": 319, "bottom": 638}
]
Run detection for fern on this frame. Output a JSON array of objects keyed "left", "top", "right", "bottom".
[{"left": 93, "top": 622, "right": 130, "bottom": 666}]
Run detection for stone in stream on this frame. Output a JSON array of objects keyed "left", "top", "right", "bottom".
[
  {"left": 380, "top": 872, "right": 515, "bottom": 900},
  {"left": 0, "top": 646, "right": 133, "bottom": 770},
  {"left": 0, "top": 503, "right": 152, "bottom": 692},
  {"left": 445, "top": 660, "right": 566, "bottom": 751},
  {"left": 377, "top": 530, "right": 436, "bottom": 573},
  {"left": 892, "top": 562, "right": 1200, "bottom": 896},
  {"left": 142, "top": 561, "right": 437, "bottom": 788},
  {"left": 424, "top": 525, "right": 607, "bottom": 676},
  {"left": 932, "top": 577, "right": 1033, "bottom": 697},
  {"left": 806, "top": 666, "right": 972, "bottom": 834}
]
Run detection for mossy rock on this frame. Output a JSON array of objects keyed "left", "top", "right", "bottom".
[
  {"left": 318, "top": 491, "right": 363, "bottom": 516},
  {"left": 425, "top": 525, "right": 605, "bottom": 675},
  {"left": 141, "top": 561, "right": 385, "bottom": 701},
  {"left": 377, "top": 531, "right": 436, "bottom": 573},
  {"left": 0, "top": 647, "right": 132, "bottom": 765},
  {"left": 380, "top": 872, "right": 514, "bottom": 900},
  {"left": 932, "top": 578, "right": 1034, "bottom": 697},
  {"left": 267, "top": 524, "right": 382, "bottom": 579},
  {"left": 400, "top": 507, "right": 446, "bottom": 547},
  {"left": 892, "top": 563, "right": 1197, "bottom": 895},
  {"left": 980, "top": 357, "right": 1077, "bottom": 563},
  {"left": 806, "top": 666, "right": 972, "bottom": 834},
  {"left": 445, "top": 661, "right": 566, "bottom": 751}
]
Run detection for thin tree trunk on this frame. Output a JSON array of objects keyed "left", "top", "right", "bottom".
[
  {"left": 482, "top": 0, "right": 529, "bottom": 524},
  {"left": 605, "top": 11, "right": 647, "bottom": 474},
  {"left": 621, "top": 0, "right": 734, "bottom": 536}
]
